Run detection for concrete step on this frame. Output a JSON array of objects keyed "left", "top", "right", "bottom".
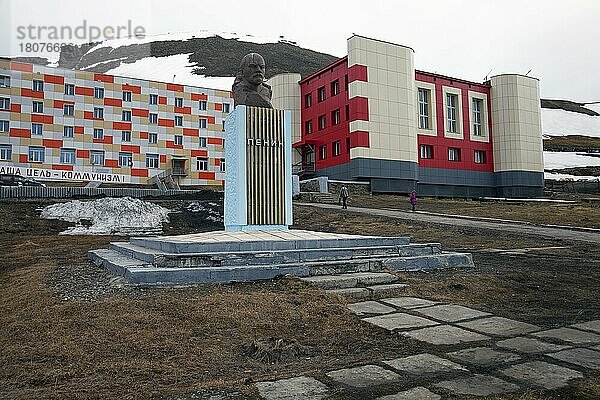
[
  {"left": 328, "top": 283, "right": 408, "bottom": 301},
  {"left": 300, "top": 272, "right": 398, "bottom": 290},
  {"left": 108, "top": 241, "right": 443, "bottom": 268},
  {"left": 129, "top": 232, "right": 411, "bottom": 254}
]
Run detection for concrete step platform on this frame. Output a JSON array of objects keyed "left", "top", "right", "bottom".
[
  {"left": 300, "top": 272, "right": 398, "bottom": 290},
  {"left": 89, "top": 229, "right": 474, "bottom": 286},
  {"left": 328, "top": 284, "right": 409, "bottom": 301},
  {"left": 108, "top": 241, "right": 442, "bottom": 268},
  {"left": 128, "top": 229, "right": 411, "bottom": 253}
]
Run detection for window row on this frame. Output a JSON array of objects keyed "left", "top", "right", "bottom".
[
  {"left": 317, "top": 138, "right": 350, "bottom": 160},
  {"left": 419, "top": 144, "right": 486, "bottom": 164},
  {"left": 304, "top": 76, "right": 349, "bottom": 108},
  {"left": 417, "top": 87, "right": 486, "bottom": 137},
  {"left": 304, "top": 106, "right": 350, "bottom": 134}
]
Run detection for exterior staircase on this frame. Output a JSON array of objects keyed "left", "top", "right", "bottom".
[
  {"left": 301, "top": 272, "right": 407, "bottom": 301},
  {"left": 89, "top": 230, "right": 474, "bottom": 287}
]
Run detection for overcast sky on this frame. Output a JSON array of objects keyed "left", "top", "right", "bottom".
[{"left": 1, "top": 0, "right": 599, "bottom": 102}]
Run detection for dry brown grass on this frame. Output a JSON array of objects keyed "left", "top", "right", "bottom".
[{"left": 1, "top": 199, "right": 599, "bottom": 399}]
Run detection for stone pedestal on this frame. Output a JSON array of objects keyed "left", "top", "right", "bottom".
[{"left": 224, "top": 105, "right": 292, "bottom": 231}]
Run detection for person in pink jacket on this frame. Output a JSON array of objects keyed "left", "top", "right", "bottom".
[{"left": 409, "top": 190, "right": 417, "bottom": 212}]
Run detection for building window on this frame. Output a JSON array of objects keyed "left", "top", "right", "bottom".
[
  {"left": 63, "top": 126, "right": 74, "bottom": 138},
  {"left": 149, "top": 94, "right": 158, "bottom": 105},
  {"left": 345, "top": 104, "right": 350, "bottom": 121},
  {"left": 175, "top": 115, "right": 183, "bottom": 126},
  {"left": 305, "top": 93, "right": 312, "bottom": 108},
  {"left": 146, "top": 153, "right": 159, "bottom": 169},
  {"left": 0, "top": 120, "right": 9, "bottom": 132},
  {"left": 333, "top": 140, "right": 341, "bottom": 156},
  {"left": 175, "top": 97, "right": 183, "bottom": 108},
  {"left": 64, "top": 83, "right": 74, "bottom": 95},
  {"left": 196, "top": 157, "right": 208, "bottom": 171},
  {"left": 332, "top": 109, "right": 341, "bottom": 125},
  {"left": 90, "top": 150, "right": 105, "bottom": 166},
  {"left": 149, "top": 113, "right": 158, "bottom": 124},
  {"left": 31, "top": 123, "right": 43, "bottom": 135},
  {"left": 346, "top": 137, "right": 351, "bottom": 153},
  {"left": 418, "top": 88, "right": 430, "bottom": 130},
  {"left": 318, "top": 115, "right": 326, "bottom": 130},
  {"left": 305, "top": 120, "right": 313, "bottom": 134},
  {"left": 331, "top": 80, "right": 339, "bottom": 96},
  {"left": 420, "top": 144, "right": 433, "bottom": 159},
  {"left": 123, "top": 91, "right": 132, "bottom": 102},
  {"left": 319, "top": 145, "right": 327, "bottom": 160},
  {"left": 317, "top": 86, "right": 326, "bottom": 102},
  {"left": 446, "top": 93, "right": 458, "bottom": 133},
  {"left": 222, "top": 120, "right": 226, "bottom": 131},
  {"left": 93, "top": 128, "right": 104, "bottom": 140},
  {"left": 63, "top": 104, "right": 74, "bottom": 116},
  {"left": 222, "top": 103, "right": 230, "bottom": 113},
  {"left": 199, "top": 118, "right": 207, "bottom": 129},
  {"left": 121, "top": 130, "right": 131, "bottom": 142},
  {"left": 148, "top": 132, "right": 158, "bottom": 144},
  {"left": 199, "top": 137, "right": 207, "bottom": 147},
  {"left": 94, "top": 87, "right": 104, "bottom": 99},
  {"left": 344, "top": 74, "right": 349, "bottom": 91},
  {"left": 119, "top": 152, "right": 133, "bottom": 167},
  {"left": 0, "top": 97, "right": 10, "bottom": 110},
  {"left": 220, "top": 158, "right": 226, "bottom": 172},
  {"left": 472, "top": 98, "right": 483, "bottom": 136},
  {"left": 93, "top": 107, "right": 103, "bottom": 119},
  {"left": 474, "top": 150, "right": 486, "bottom": 164},
  {"left": 33, "top": 80, "right": 43, "bottom": 92},
  {"left": 33, "top": 101, "right": 43, "bottom": 113},
  {"left": 0, "top": 144, "right": 11, "bottom": 160},
  {"left": 448, "top": 147, "right": 461, "bottom": 161},
  {"left": 0, "top": 75, "right": 10, "bottom": 88},
  {"left": 60, "top": 148, "right": 76, "bottom": 164},
  {"left": 174, "top": 135, "right": 183, "bottom": 146},
  {"left": 122, "top": 110, "right": 131, "bottom": 122},
  {"left": 28, "top": 146, "right": 45, "bottom": 163},
  {"left": 199, "top": 100, "right": 207, "bottom": 110}
]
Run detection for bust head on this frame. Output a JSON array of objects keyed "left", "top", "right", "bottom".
[{"left": 240, "top": 53, "right": 266, "bottom": 86}]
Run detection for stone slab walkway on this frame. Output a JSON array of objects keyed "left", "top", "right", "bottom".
[{"left": 254, "top": 296, "right": 600, "bottom": 399}]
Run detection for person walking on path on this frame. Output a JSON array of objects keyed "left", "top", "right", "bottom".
[
  {"left": 339, "top": 185, "right": 349, "bottom": 209},
  {"left": 409, "top": 190, "right": 417, "bottom": 212}
]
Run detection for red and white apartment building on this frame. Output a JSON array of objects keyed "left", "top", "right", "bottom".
[
  {"left": 269, "top": 35, "right": 544, "bottom": 197},
  {"left": 0, "top": 58, "right": 230, "bottom": 188},
  {"left": 1, "top": 35, "right": 543, "bottom": 196}
]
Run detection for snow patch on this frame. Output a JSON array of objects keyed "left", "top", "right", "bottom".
[
  {"left": 104, "top": 53, "right": 234, "bottom": 90},
  {"left": 544, "top": 172, "right": 600, "bottom": 181},
  {"left": 543, "top": 151, "right": 600, "bottom": 170},
  {"left": 185, "top": 201, "right": 222, "bottom": 223},
  {"left": 41, "top": 197, "right": 170, "bottom": 235},
  {"left": 542, "top": 108, "right": 600, "bottom": 138}
]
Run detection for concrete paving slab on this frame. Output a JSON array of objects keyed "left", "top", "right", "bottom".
[
  {"left": 376, "top": 386, "right": 441, "bottom": 400},
  {"left": 368, "top": 283, "right": 408, "bottom": 294},
  {"left": 496, "top": 337, "right": 571, "bottom": 354},
  {"left": 572, "top": 320, "right": 600, "bottom": 334},
  {"left": 255, "top": 376, "right": 330, "bottom": 400},
  {"left": 347, "top": 301, "right": 396, "bottom": 316},
  {"left": 434, "top": 374, "right": 520, "bottom": 396},
  {"left": 457, "top": 316, "right": 539, "bottom": 337},
  {"left": 326, "top": 364, "right": 401, "bottom": 388},
  {"left": 532, "top": 327, "right": 600, "bottom": 345},
  {"left": 381, "top": 297, "right": 439, "bottom": 309},
  {"left": 362, "top": 313, "right": 438, "bottom": 331},
  {"left": 500, "top": 361, "right": 583, "bottom": 389},
  {"left": 414, "top": 304, "right": 491, "bottom": 322},
  {"left": 327, "top": 287, "right": 371, "bottom": 300},
  {"left": 546, "top": 348, "right": 600, "bottom": 370},
  {"left": 384, "top": 353, "right": 468, "bottom": 375},
  {"left": 401, "top": 325, "right": 490, "bottom": 345},
  {"left": 447, "top": 347, "right": 521, "bottom": 366}
]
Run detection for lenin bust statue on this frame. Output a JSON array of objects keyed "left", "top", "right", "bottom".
[{"left": 232, "top": 53, "right": 273, "bottom": 108}]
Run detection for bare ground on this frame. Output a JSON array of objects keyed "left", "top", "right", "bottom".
[{"left": 0, "top": 197, "right": 599, "bottom": 399}]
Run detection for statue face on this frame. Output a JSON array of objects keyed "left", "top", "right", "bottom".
[{"left": 242, "top": 54, "right": 266, "bottom": 86}]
